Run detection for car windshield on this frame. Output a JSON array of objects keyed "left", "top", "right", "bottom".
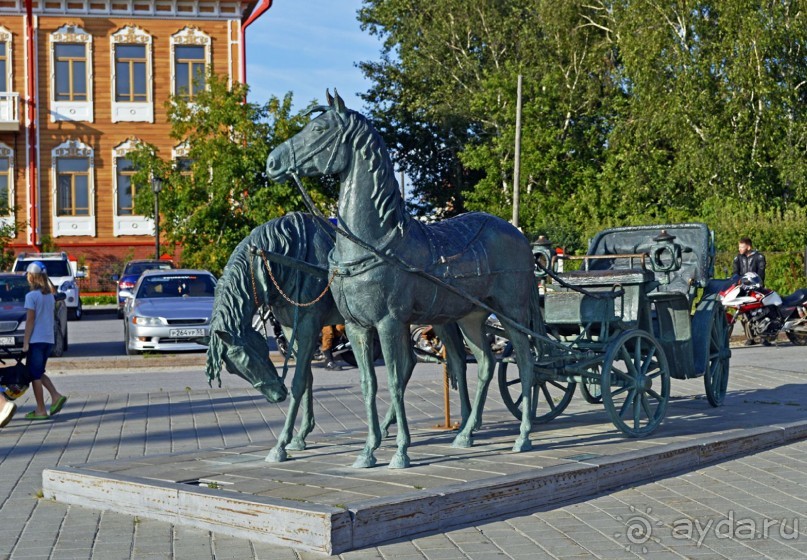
[
  {"left": 13, "top": 260, "right": 71, "bottom": 277},
  {"left": 0, "top": 277, "right": 31, "bottom": 303},
  {"left": 137, "top": 274, "right": 216, "bottom": 299},
  {"left": 124, "top": 262, "right": 174, "bottom": 276}
]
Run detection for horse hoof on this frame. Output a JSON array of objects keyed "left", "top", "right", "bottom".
[
  {"left": 388, "top": 452, "right": 410, "bottom": 469},
  {"left": 287, "top": 438, "right": 306, "bottom": 451},
  {"left": 265, "top": 447, "right": 287, "bottom": 463},
  {"left": 451, "top": 433, "right": 473, "bottom": 448},
  {"left": 512, "top": 437, "right": 532, "bottom": 453},
  {"left": 352, "top": 454, "right": 377, "bottom": 469}
]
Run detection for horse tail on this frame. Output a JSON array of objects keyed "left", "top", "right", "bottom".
[
  {"left": 529, "top": 279, "right": 546, "bottom": 340},
  {"left": 205, "top": 313, "right": 224, "bottom": 387}
]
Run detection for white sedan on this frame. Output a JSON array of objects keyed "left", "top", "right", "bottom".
[{"left": 122, "top": 269, "right": 216, "bottom": 355}]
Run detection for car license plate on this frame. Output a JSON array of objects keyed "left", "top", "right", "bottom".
[
  {"left": 169, "top": 328, "right": 205, "bottom": 338},
  {"left": 0, "top": 336, "right": 15, "bottom": 346}
]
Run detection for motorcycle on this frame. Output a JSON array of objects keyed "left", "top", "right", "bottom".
[
  {"left": 718, "top": 273, "right": 807, "bottom": 346},
  {"left": 253, "top": 308, "right": 381, "bottom": 367}
]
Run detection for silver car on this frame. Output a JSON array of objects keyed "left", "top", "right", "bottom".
[{"left": 122, "top": 269, "right": 216, "bottom": 355}]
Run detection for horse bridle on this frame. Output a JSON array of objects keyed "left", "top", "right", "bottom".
[{"left": 287, "top": 107, "right": 348, "bottom": 177}]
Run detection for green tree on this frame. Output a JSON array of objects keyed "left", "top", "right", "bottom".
[{"left": 129, "top": 74, "right": 335, "bottom": 274}]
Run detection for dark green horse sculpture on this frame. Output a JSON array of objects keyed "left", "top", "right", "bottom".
[
  {"left": 206, "top": 212, "right": 473, "bottom": 463},
  {"left": 267, "top": 91, "right": 542, "bottom": 469}
]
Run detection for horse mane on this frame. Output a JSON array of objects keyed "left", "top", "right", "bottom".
[
  {"left": 343, "top": 110, "right": 406, "bottom": 231},
  {"left": 205, "top": 213, "right": 310, "bottom": 386}
]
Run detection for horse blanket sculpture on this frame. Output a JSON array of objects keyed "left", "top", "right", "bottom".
[
  {"left": 206, "top": 212, "right": 472, "bottom": 462},
  {"left": 266, "top": 91, "right": 541, "bottom": 469}
]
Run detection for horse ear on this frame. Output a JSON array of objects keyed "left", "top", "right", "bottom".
[
  {"left": 326, "top": 89, "right": 334, "bottom": 106},
  {"left": 333, "top": 88, "right": 346, "bottom": 113}
]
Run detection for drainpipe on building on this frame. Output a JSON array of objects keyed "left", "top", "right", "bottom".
[
  {"left": 239, "top": 0, "right": 272, "bottom": 85},
  {"left": 25, "top": 0, "right": 38, "bottom": 248}
]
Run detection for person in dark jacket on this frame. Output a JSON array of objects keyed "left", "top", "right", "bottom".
[
  {"left": 732, "top": 238, "right": 767, "bottom": 345},
  {"left": 732, "top": 237, "right": 766, "bottom": 286}
]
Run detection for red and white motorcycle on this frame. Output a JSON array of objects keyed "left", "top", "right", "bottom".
[{"left": 718, "top": 272, "right": 807, "bottom": 346}]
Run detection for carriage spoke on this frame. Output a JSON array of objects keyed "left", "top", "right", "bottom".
[
  {"left": 634, "top": 394, "right": 642, "bottom": 430},
  {"left": 506, "top": 378, "right": 521, "bottom": 388},
  {"left": 547, "top": 380, "right": 567, "bottom": 391},
  {"left": 610, "top": 385, "right": 631, "bottom": 398},
  {"left": 619, "top": 389, "right": 636, "bottom": 417},
  {"left": 540, "top": 384, "right": 557, "bottom": 410},
  {"left": 641, "top": 393, "right": 655, "bottom": 419},
  {"left": 646, "top": 388, "right": 663, "bottom": 401},
  {"left": 640, "top": 346, "right": 657, "bottom": 376}
]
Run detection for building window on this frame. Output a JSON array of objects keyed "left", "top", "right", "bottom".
[
  {"left": 54, "top": 43, "right": 88, "bottom": 101},
  {"left": 113, "top": 139, "right": 151, "bottom": 236},
  {"left": 116, "top": 157, "right": 136, "bottom": 215},
  {"left": 171, "top": 28, "right": 210, "bottom": 101},
  {"left": 50, "top": 25, "right": 94, "bottom": 122},
  {"left": 110, "top": 26, "right": 153, "bottom": 123},
  {"left": 0, "top": 40, "right": 7, "bottom": 92},
  {"left": 115, "top": 45, "right": 147, "bottom": 102},
  {"left": 0, "top": 143, "right": 13, "bottom": 228},
  {"left": 51, "top": 139, "right": 95, "bottom": 237},
  {"left": 56, "top": 158, "right": 90, "bottom": 216}
]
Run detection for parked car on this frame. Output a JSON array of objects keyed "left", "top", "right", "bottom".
[
  {"left": 12, "top": 252, "right": 84, "bottom": 320},
  {"left": 112, "top": 259, "right": 176, "bottom": 318},
  {"left": 122, "top": 269, "right": 216, "bottom": 355},
  {"left": 0, "top": 273, "right": 68, "bottom": 357}
]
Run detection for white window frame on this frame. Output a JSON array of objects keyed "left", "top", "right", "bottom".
[
  {"left": 52, "top": 139, "right": 95, "bottom": 237},
  {"left": 0, "top": 26, "right": 11, "bottom": 92},
  {"left": 50, "top": 24, "right": 94, "bottom": 123},
  {"left": 110, "top": 26, "right": 153, "bottom": 123},
  {"left": 0, "top": 141, "right": 14, "bottom": 228},
  {"left": 170, "top": 27, "right": 211, "bottom": 101},
  {"left": 0, "top": 26, "right": 17, "bottom": 125},
  {"left": 112, "top": 139, "right": 152, "bottom": 236}
]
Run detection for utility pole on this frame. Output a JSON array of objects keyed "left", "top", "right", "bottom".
[{"left": 512, "top": 74, "right": 523, "bottom": 228}]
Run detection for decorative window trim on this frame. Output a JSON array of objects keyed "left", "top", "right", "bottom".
[
  {"left": 110, "top": 26, "right": 153, "bottom": 123},
  {"left": 0, "top": 26, "right": 15, "bottom": 126},
  {"left": 49, "top": 24, "right": 94, "bottom": 123},
  {"left": 51, "top": 139, "right": 95, "bottom": 237},
  {"left": 170, "top": 27, "right": 211, "bottom": 100},
  {"left": 0, "top": 141, "right": 14, "bottom": 228},
  {"left": 112, "top": 138, "right": 152, "bottom": 236}
]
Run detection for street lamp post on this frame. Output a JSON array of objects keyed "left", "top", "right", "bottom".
[{"left": 152, "top": 175, "right": 163, "bottom": 260}]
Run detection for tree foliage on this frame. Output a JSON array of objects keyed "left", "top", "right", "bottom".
[
  {"left": 358, "top": 0, "right": 807, "bottom": 254},
  {"left": 128, "top": 75, "right": 335, "bottom": 274}
]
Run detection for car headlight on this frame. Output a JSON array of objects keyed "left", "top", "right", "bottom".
[
  {"left": 16, "top": 320, "right": 25, "bottom": 333},
  {"left": 59, "top": 280, "right": 77, "bottom": 291},
  {"left": 133, "top": 316, "right": 164, "bottom": 326}
]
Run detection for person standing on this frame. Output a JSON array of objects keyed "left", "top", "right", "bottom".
[
  {"left": 732, "top": 238, "right": 767, "bottom": 345},
  {"left": 732, "top": 237, "right": 766, "bottom": 286},
  {"left": 22, "top": 262, "right": 67, "bottom": 420},
  {"left": 320, "top": 324, "right": 346, "bottom": 370}
]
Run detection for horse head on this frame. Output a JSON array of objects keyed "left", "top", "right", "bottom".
[
  {"left": 214, "top": 329, "right": 288, "bottom": 403},
  {"left": 266, "top": 89, "right": 352, "bottom": 182}
]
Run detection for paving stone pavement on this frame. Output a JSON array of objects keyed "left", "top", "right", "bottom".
[{"left": 1, "top": 344, "right": 806, "bottom": 559}]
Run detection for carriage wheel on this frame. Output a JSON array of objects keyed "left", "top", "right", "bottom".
[
  {"left": 497, "top": 343, "right": 576, "bottom": 424},
  {"left": 601, "top": 330, "right": 670, "bottom": 437},
  {"left": 579, "top": 369, "right": 603, "bottom": 404},
  {"left": 693, "top": 295, "right": 732, "bottom": 407}
]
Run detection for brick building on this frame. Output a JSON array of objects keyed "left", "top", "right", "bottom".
[{"left": 0, "top": 0, "right": 271, "bottom": 290}]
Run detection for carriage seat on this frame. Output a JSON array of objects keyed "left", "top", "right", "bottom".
[{"left": 554, "top": 267, "right": 655, "bottom": 288}]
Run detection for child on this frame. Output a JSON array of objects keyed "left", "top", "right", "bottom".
[{"left": 23, "top": 261, "right": 67, "bottom": 420}]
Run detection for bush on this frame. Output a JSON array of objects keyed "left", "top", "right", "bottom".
[{"left": 81, "top": 295, "right": 117, "bottom": 306}]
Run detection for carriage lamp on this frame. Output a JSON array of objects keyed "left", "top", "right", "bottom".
[{"left": 152, "top": 175, "right": 163, "bottom": 260}]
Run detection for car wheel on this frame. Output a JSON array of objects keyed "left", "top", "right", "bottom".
[
  {"left": 68, "top": 301, "right": 83, "bottom": 321},
  {"left": 117, "top": 308, "right": 124, "bottom": 319}
]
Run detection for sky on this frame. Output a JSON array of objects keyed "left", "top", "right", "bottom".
[{"left": 245, "top": 0, "right": 383, "bottom": 113}]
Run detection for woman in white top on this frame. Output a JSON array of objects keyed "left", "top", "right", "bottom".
[{"left": 23, "top": 261, "right": 67, "bottom": 420}]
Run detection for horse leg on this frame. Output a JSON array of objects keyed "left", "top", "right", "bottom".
[
  {"left": 266, "top": 330, "right": 316, "bottom": 462},
  {"left": 288, "top": 359, "right": 315, "bottom": 451},
  {"left": 346, "top": 322, "right": 381, "bottom": 468},
  {"left": 432, "top": 323, "right": 471, "bottom": 427},
  {"left": 376, "top": 318, "right": 414, "bottom": 469},
  {"left": 509, "top": 330, "right": 535, "bottom": 452},
  {"left": 452, "top": 313, "right": 494, "bottom": 448}
]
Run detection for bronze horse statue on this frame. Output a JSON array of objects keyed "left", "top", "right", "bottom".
[
  {"left": 206, "top": 212, "right": 473, "bottom": 463},
  {"left": 266, "top": 91, "right": 541, "bottom": 469}
]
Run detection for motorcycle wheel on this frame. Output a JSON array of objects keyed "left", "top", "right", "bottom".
[{"left": 786, "top": 331, "right": 807, "bottom": 346}]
